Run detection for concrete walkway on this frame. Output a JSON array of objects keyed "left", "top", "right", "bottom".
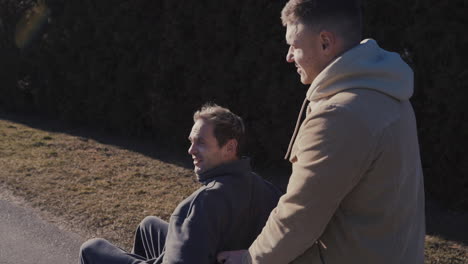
[{"left": 0, "top": 197, "right": 83, "bottom": 264}]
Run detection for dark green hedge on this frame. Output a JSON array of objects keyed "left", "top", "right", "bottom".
[{"left": 1, "top": 0, "right": 467, "bottom": 209}]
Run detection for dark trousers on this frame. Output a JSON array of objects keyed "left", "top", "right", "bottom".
[{"left": 80, "top": 216, "right": 168, "bottom": 264}]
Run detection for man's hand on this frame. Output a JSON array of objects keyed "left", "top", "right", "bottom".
[{"left": 217, "top": 249, "right": 248, "bottom": 264}]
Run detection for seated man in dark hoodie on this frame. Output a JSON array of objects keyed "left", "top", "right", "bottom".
[{"left": 79, "top": 103, "right": 282, "bottom": 264}]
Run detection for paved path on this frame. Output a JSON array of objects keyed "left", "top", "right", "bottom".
[{"left": 0, "top": 198, "right": 83, "bottom": 264}]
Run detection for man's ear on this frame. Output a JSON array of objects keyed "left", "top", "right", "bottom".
[
  {"left": 319, "top": 30, "right": 335, "bottom": 53},
  {"left": 225, "top": 139, "right": 238, "bottom": 157}
]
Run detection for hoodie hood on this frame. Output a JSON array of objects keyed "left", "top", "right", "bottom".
[
  {"left": 306, "top": 39, "right": 413, "bottom": 102},
  {"left": 284, "top": 39, "right": 414, "bottom": 160},
  {"left": 197, "top": 158, "right": 251, "bottom": 184}
]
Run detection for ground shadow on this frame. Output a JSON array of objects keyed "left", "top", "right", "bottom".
[
  {"left": 0, "top": 111, "right": 194, "bottom": 170},
  {"left": 425, "top": 199, "right": 468, "bottom": 245},
  {"left": 1, "top": 111, "right": 467, "bottom": 245}
]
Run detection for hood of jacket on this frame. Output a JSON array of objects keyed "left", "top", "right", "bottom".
[
  {"left": 197, "top": 157, "right": 251, "bottom": 184},
  {"left": 306, "top": 39, "right": 413, "bottom": 102}
]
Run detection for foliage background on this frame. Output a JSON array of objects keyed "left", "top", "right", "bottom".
[{"left": 1, "top": 0, "right": 467, "bottom": 209}]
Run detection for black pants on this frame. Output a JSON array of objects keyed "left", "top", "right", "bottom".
[{"left": 80, "top": 216, "right": 168, "bottom": 264}]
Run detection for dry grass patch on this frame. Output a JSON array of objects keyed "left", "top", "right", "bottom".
[
  {"left": 0, "top": 118, "right": 467, "bottom": 263},
  {"left": 425, "top": 236, "right": 468, "bottom": 264},
  {"left": 0, "top": 119, "right": 198, "bottom": 249}
]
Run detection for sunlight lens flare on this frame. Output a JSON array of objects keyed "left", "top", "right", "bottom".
[{"left": 15, "top": 0, "right": 50, "bottom": 49}]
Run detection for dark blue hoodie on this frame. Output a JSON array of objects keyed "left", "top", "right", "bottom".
[{"left": 160, "top": 158, "right": 282, "bottom": 264}]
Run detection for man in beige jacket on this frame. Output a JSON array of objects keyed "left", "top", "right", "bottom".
[{"left": 218, "top": 0, "right": 425, "bottom": 263}]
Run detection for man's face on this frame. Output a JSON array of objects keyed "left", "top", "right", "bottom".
[
  {"left": 188, "top": 119, "right": 230, "bottom": 175},
  {"left": 285, "top": 22, "right": 328, "bottom": 85}
]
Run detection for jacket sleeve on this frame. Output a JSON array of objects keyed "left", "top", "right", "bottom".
[
  {"left": 247, "top": 105, "right": 374, "bottom": 264},
  {"left": 163, "top": 188, "right": 229, "bottom": 264}
]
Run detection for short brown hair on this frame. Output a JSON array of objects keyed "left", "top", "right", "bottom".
[
  {"left": 281, "top": 0, "right": 362, "bottom": 46},
  {"left": 193, "top": 103, "right": 245, "bottom": 157}
]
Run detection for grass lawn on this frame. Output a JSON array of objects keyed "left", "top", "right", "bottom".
[{"left": 0, "top": 116, "right": 466, "bottom": 263}]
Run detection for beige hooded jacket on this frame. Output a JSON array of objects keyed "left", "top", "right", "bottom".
[{"left": 245, "top": 39, "right": 425, "bottom": 264}]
